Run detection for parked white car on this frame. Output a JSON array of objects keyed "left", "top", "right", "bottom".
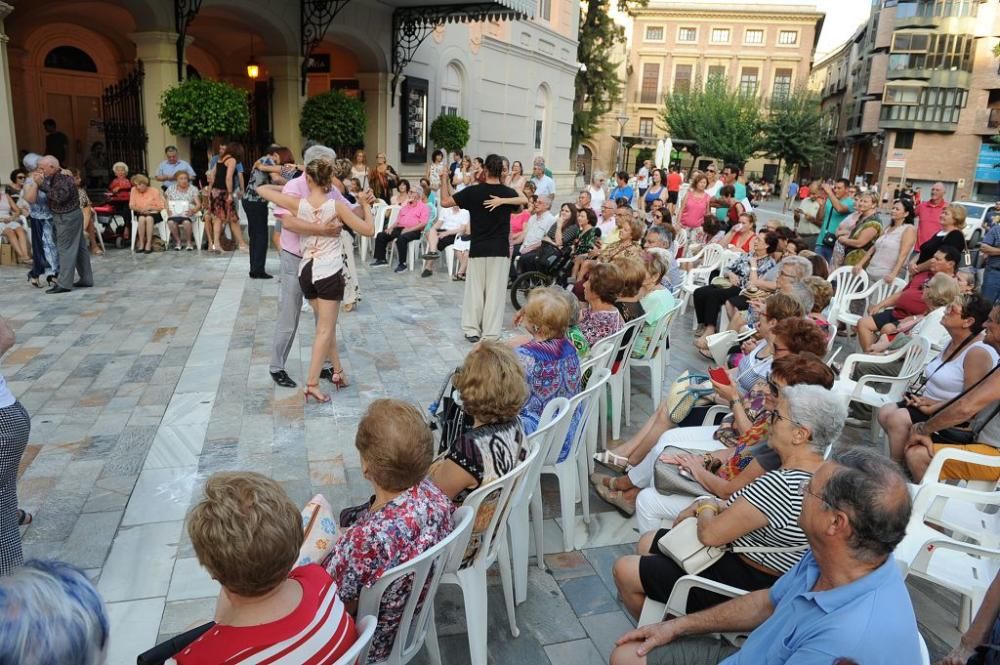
[{"left": 956, "top": 201, "right": 992, "bottom": 247}]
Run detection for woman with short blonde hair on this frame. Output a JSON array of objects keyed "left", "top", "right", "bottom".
[
  {"left": 182, "top": 471, "right": 358, "bottom": 663},
  {"left": 128, "top": 174, "right": 164, "bottom": 253}
]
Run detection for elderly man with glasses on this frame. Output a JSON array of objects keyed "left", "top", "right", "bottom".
[{"left": 611, "top": 447, "right": 920, "bottom": 665}]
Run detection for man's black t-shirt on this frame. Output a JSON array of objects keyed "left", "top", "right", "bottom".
[{"left": 453, "top": 183, "right": 518, "bottom": 259}]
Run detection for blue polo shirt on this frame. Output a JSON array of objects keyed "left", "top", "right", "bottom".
[
  {"left": 721, "top": 551, "right": 920, "bottom": 665},
  {"left": 610, "top": 185, "right": 634, "bottom": 203},
  {"left": 984, "top": 224, "right": 1000, "bottom": 270}
]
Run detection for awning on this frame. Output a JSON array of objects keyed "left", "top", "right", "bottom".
[{"left": 383, "top": 0, "right": 535, "bottom": 17}]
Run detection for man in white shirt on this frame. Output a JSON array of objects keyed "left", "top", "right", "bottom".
[
  {"left": 531, "top": 157, "right": 556, "bottom": 203},
  {"left": 597, "top": 200, "right": 617, "bottom": 238},
  {"left": 420, "top": 204, "right": 470, "bottom": 277},
  {"left": 511, "top": 195, "right": 556, "bottom": 277},
  {"left": 637, "top": 160, "right": 651, "bottom": 199}
]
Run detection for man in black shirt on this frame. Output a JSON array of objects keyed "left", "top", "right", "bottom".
[
  {"left": 439, "top": 154, "right": 526, "bottom": 342},
  {"left": 43, "top": 119, "right": 69, "bottom": 165}
]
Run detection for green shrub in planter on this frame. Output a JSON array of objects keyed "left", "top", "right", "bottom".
[
  {"left": 299, "top": 91, "right": 366, "bottom": 155},
  {"left": 159, "top": 79, "right": 250, "bottom": 140},
  {"left": 429, "top": 114, "right": 470, "bottom": 153}
]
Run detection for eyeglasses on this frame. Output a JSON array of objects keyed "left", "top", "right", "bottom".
[
  {"left": 779, "top": 270, "right": 797, "bottom": 279},
  {"left": 767, "top": 378, "right": 780, "bottom": 397},
  {"left": 797, "top": 479, "right": 830, "bottom": 505},
  {"left": 769, "top": 408, "right": 805, "bottom": 429}
]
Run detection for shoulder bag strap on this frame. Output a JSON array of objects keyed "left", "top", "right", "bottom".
[
  {"left": 731, "top": 544, "right": 810, "bottom": 554},
  {"left": 912, "top": 333, "right": 979, "bottom": 396},
  {"left": 932, "top": 359, "right": 1000, "bottom": 419}
]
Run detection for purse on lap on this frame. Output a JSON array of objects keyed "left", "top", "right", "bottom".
[
  {"left": 655, "top": 515, "right": 808, "bottom": 575},
  {"left": 666, "top": 371, "right": 715, "bottom": 424},
  {"left": 653, "top": 446, "right": 712, "bottom": 496}
]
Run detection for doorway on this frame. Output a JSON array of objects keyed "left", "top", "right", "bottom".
[{"left": 45, "top": 92, "right": 102, "bottom": 168}]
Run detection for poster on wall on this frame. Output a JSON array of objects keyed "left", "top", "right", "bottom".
[
  {"left": 976, "top": 141, "right": 1000, "bottom": 183},
  {"left": 401, "top": 77, "right": 428, "bottom": 164}
]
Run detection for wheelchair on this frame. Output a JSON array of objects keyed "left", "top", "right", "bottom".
[{"left": 509, "top": 243, "right": 576, "bottom": 310}]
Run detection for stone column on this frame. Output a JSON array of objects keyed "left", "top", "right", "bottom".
[
  {"left": 260, "top": 55, "right": 303, "bottom": 158},
  {"left": 0, "top": 2, "right": 18, "bottom": 177},
  {"left": 129, "top": 31, "right": 181, "bottom": 172},
  {"left": 358, "top": 72, "right": 390, "bottom": 159}
]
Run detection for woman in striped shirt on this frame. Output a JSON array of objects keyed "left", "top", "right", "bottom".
[
  {"left": 170, "top": 472, "right": 357, "bottom": 664},
  {"left": 612, "top": 383, "right": 846, "bottom": 619}
]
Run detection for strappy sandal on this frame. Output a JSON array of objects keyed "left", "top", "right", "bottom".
[
  {"left": 17, "top": 509, "right": 32, "bottom": 526},
  {"left": 594, "top": 484, "right": 636, "bottom": 517},
  {"left": 593, "top": 450, "right": 630, "bottom": 474}
]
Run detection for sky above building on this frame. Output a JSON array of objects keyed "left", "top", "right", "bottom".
[{"left": 811, "top": 0, "right": 872, "bottom": 57}]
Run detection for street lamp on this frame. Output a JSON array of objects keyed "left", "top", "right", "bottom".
[
  {"left": 616, "top": 114, "right": 629, "bottom": 173},
  {"left": 246, "top": 35, "right": 260, "bottom": 80}
]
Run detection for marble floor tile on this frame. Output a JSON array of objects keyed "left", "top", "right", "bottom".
[
  {"left": 167, "top": 556, "right": 220, "bottom": 602},
  {"left": 544, "top": 639, "right": 605, "bottom": 665},
  {"left": 98, "top": 521, "right": 183, "bottom": 602},
  {"left": 144, "top": 424, "right": 209, "bottom": 470},
  {"left": 121, "top": 466, "right": 201, "bottom": 526},
  {"left": 161, "top": 392, "right": 216, "bottom": 426},
  {"left": 106, "top": 598, "right": 166, "bottom": 665}
]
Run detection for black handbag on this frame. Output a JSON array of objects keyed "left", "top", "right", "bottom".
[
  {"left": 136, "top": 622, "right": 214, "bottom": 664},
  {"left": 821, "top": 231, "right": 837, "bottom": 248}
]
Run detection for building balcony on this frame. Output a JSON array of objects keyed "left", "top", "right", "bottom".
[
  {"left": 972, "top": 108, "right": 1000, "bottom": 135},
  {"left": 885, "top": 67, "right": 971, "bottom": 89}
]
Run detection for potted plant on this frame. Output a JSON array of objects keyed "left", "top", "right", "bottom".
[
  {"left": 429, "top": 114, "right": 470, "bottom": 154},
  {"left": 299, "top": 91, "right": 367, "bottom": 157},
  {"left": 159, "top": 79, "right": 250, "bottom": 141}
]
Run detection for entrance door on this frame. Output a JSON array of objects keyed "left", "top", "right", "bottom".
[{"left": 45, "top": 92, "right": 102, "bottom": 168}]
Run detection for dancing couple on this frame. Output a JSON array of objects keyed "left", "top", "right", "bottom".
[{"left": 259, "top": 159, "right": 374, "bottom": 402}]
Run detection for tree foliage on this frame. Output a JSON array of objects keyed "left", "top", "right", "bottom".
[
  {"left": 299, "top": 91, "right": 367, "bottom": 155},
  {"left": 429, "top": 114, "right": 470, "bottom": 153},
  {"left": 159, "top": 79, "right": 249, "bottom": 140},
  {"left": 658, "top": 76, "right": 762, "bottom": 167},
  {"left": 760, "top": 89, "right": 831, "bottom": 173},
  {"left": 572, "top": 0, "right": 647, "bottom": 154}
]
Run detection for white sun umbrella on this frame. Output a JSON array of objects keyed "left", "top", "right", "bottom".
[
  {"left": 654, "top": 139, "right": 665, "bottom": 170},
  {"left": 663, "top": 137, "right": 673, "bottom": 168}
]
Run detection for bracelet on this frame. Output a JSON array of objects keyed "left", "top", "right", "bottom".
[
  {"left": 729, "top": 398, "right": 740, "bottom": 409},
  {"left": 702, "top": 453, "right": 714, "bottom": 470},
  {"left": 695, "top": 503, "right": 719, "bottom": 517}
]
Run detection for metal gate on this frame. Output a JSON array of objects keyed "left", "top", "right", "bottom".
[
  {"left": 101, "top": 61, "right": 147, "bottom": 175},
  {"left": 238, "top": 79, "right": 274, "bottom": 165}
]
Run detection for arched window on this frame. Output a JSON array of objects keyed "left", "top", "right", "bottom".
[
  {"left": 43, "top": 46, "right": 97, "bottom": 73},
  {"left": 441, "top": 63, "right": 462, "bottom": 117},
  {"left": 186, "top": 64, "right": 202, "bottom": 80},
  {"left": 534, "top": 85, "right": 549, "bottom": 152}
]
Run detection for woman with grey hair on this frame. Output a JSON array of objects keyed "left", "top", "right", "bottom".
[
  {"left": 732, "top": 253, "right": 814, "bottom": 331},
  {"left": 612, "top": 382, "right": 844, "bottom": 619},
  {"left": 0, "top": 559, "right": 109, "bottom": 664}
]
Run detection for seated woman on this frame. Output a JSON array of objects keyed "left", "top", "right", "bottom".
[
  {"left": 510, "top": 287, "right": 583, "bottom": 461},
  {"left": 718, "top": 201, "right": 755, "bottom": 252},
  {"left": 0, "top": 560, "right": 109, "bottom": 664},
  {"left": 575, "top": 216, "right": 645, "bottom": 287},
  {"left": 854, "top": 198, "right": 917, "bottom": 285},
  {"left": 728, "top": 254, "right": 814, "bottom": 333},
  {"left": 106, "top": 160, "right": 131, "bottom": 222},
  {"left": 324, "top": 400, "right": 453, "bottom": 663},
  {"left": 831, "top": 191, "right": 882, "bottom": 270},
  {"left": 577, "top": 263, "right": 626, "bottom": 346},
  {"left": 128, "top": 174, "right": 165, "bottom": 254},
  {"left": 692, "top": 229, "right": 782, "bottom": 347},
  {"left": 631, "top": 253, "right": 676, "bottom": 359},
  {"left": 910, "top": 203, "right": 967, "bottom": 275},
  {"left": 569, "top": 205, "right": 598, "bottom": 282},
  {"left": 430, "top": 341, "right": 528, "bottom": 503},
  {"left": 682, "top": 216, "right": 725, "bottom": 261},
  {"left": 390, "top": 178, "right": 411, "bottom": 206},
  {"left": 878, "top": 293, "right": 995, "bottom": 464},
  {"left": 180, "top": 471, "right": 358, "bottom": 663},
  {"left": 165, "top": 171, "right": 200, "bottom": 251},
  {"left": 592, "top": 315, "right": 827, "bottom": 516},
  {"left": 611, "top": 382, "right": 846, "bottom": 619},
  {"left": 613, "top": 256, "right": 647, "bottom": 323},
  {"left": 420, "top": 204, "right": 469, "bottom": 276},
  {"left": 804, "top": 275, "right": 834, "bottom": 338},
  {"left": 0, "top": 184, "right": 29, "bottom": 264}
]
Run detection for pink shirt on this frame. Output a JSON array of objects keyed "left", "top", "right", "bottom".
[
  {"left": 510, "top": 211, "right": 530, "bottom": 235},
  {"left": 916, "top": 198, "right": 948, "bottom": 248},
  {"left": 679, "top": 191, "right": 709, "bottom": 228},
  {"left": 275, "top": 175, "right": 348, "bottom": 256},
  {"left": 396, "top": 200, "right": 430, "bottom": 230}
]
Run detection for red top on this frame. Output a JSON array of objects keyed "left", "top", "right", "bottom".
[
  {"left": 108, "top": 176, "right": 132, "bottom": 202},
  {"left": 666, "top": 172, "right": 682, "bottom": 192},
  {"left": 916, "top": 198, "right": 948, "bottom": 248},
  {"left": 892, "top": 271, "right": 932, "bottom": 320},
  {"left": 799, "top": 186, "right": 810, "bottom": 200},
  {"left": 171, "top": 565, "right": 357, "bottom": 665}
]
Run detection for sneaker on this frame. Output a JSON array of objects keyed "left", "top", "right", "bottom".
[
  {"left": 421, "top": 269, "right": 433, "bottom": 278},
  {"left": 173, "top": 245, "right": 181, "bottom": 251},
  {"left": 370, "top": 259, "right": 388, "bottom": 267},
  {"left": 185, "top": 245, "right": 194, "bottom": 251},
  {"left": 394, "top": 264, "right": 407, "bottom": 273}
]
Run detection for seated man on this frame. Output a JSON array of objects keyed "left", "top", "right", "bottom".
[
  {"left": 177, "top": 471, "right": 358, "bottom": 663},
  {"left": 164, "top": 171, "right": 200, "bottom": 251},
  {"left": 643, "top": 226, "right": 682, "bottom": 292},
  {"left": 420, "top": 203, "right": 469, "bottom": 277},
  {"left": 598, "top": 200, "right": 617, "bottom": 239},
  {"left": 611, "top": 448, "right": 920, "bottom": 665},
  {"left": 371, "top": 186, "right": 430, "bottom": 272},
  {"left": 513, "top": 195, "right": 556, "bottom": 276},
  {"left": 856, "top": 246, "right": 959, "bottom": 352}
]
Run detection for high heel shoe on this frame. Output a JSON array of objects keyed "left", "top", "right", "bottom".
[
  {"left": 331, "top": 368, "right": 349, "bottom": 390},
  {"left": 304, "top": 383, "right": 330, "bottom": 403},
  {"left": 28, "top": 275, "right": 41, "bottom": 288}
]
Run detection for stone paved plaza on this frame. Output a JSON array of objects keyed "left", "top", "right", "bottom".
[{"left": 1, "top": 202, "right": 962, "bottom": 663}]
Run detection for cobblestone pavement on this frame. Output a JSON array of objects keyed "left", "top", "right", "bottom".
[{"left": 2, "top": 201, "right": 958, "bottom": 663}]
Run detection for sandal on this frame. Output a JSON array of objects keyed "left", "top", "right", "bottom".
[
  {"left": 343, "top": 303, "right": 356, "bottom": 312},
  {"left": 17, "top": 509, "right": 32, "bottom": 526},
  {"left": 594, "top": 484, "right": 636, "bottom": 517},
  {"left": 589, "top": 472, "right": 618, "bottom": 490},
  {"left": 593, "top": 450, "right": 630, "bottom": 474}
]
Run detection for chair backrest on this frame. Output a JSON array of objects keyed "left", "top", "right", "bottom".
[
  {"left": 356, "top": 506, "right": 474, "bottom": 665},
  {"left": 370, "top": 201, "right": 388, "bottom": 233},
  {"left": 547, "top": 367, "right": 612, "bottom": 466},
  {"left": 698, "top": 243, "right": 725, "bottom": 271},
  {"left": 454, "top": 436, "right": 542, "bottom": 572},
  {"left": 509, "top": 398, "right": 574, "bottom": 512},
  {"left": 582, "top": 328, "right": 624, "bottom": 375},
  {"left": 333, "top": 615, "right": 378, "bottom": 665},
  {"left": 612, "top": 314, "right": 648, "bottom": 373},
  {"left": 912, "top": 306, "right": 949, "bottom": 351},
  {"left": 898, "top": 335, "right": 932, "bottom": 382},
  {"left": 827, "top": 266, "right": 869, "bottom": 321},
  {"left": 384, "top": 204, "right": 402, "bottom": 232},
  {"left": 867, "top": 277, "right": 907, "bottom": 309},
  {"left": 633, "top": 300, "right": 682, "bottom": 362}
]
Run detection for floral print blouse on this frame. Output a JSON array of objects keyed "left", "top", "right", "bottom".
[
  {"left": 578, "top": 308, "right": 624, "bottom": 346},
  {"left": 324, "top": 479, "right": 453, "bottom": 663},
  {"left": 516, "top": 338, "right": 583, "bottom": 462}
]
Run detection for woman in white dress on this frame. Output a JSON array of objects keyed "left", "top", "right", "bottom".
[{"left": 259, "top": 160, "right": 374, "bottom": 402}]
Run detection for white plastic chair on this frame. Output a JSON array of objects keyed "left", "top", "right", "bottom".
[
  {"left": 599, "top": 315, "right": 648, "bottom": 446},
  {"left": 704, "top": 326, "right": 756, "bottom": 368},
  {"left": 356, "top": 506, "right": 474, "bottom": 665},
  {"left": 833, "top": 335, "right": 930, "bottom": 440},
  {"left": 826, "top": 266, "right": 869, "bottom": 330},
  {"left": 910, "top": 448, "right": 1000, "bottom": 547},
  {"left": 439, "top": 439, "right": 542, "bottom": 665},
  {"left": 678, "top": 244, "right": 726, "bottom": 325},
  {"left": 359, "top": 200, "right": 388, "bottom": 260},
  {"left": 836, "top": 276, "right": 907, "bottom": 330},
  {"left": 508, "top": 398, "right": 574, "bottom": 604},
  {"left": 333, "top": 615, "right": 377, "bottom": 665},
  {"left": 130, "top": 211, "right": 169, "bottom": 253},
  {"left": 638, "top": 575, "right": 931, "bottom": 663},
  {"left": 535, "top": 367, "right": 612, "bottom": 553},
  {"left": 624, "top": 301, "right": 682, "bottom": 418},
  {"left": 580, "top": 339, "right": 617, "bottom": 474},
  {"left": 911, "top": 306, "right": 950, "bottom": 352}
]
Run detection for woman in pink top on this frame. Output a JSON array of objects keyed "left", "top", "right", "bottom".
[
  {"left": 678, "top": 172, "right": 710, "bottom": 230},
  {"left": 259, "top": 160, "right": 375, "bottom": 402}
]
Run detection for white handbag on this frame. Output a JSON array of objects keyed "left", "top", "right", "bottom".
[{"left": 655, "top": 514, "right": 809, "bottom": 575}]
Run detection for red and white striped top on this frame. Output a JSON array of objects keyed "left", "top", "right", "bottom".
[{"left": 170, "top": 564, "right": 357, "bottom": 665}]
